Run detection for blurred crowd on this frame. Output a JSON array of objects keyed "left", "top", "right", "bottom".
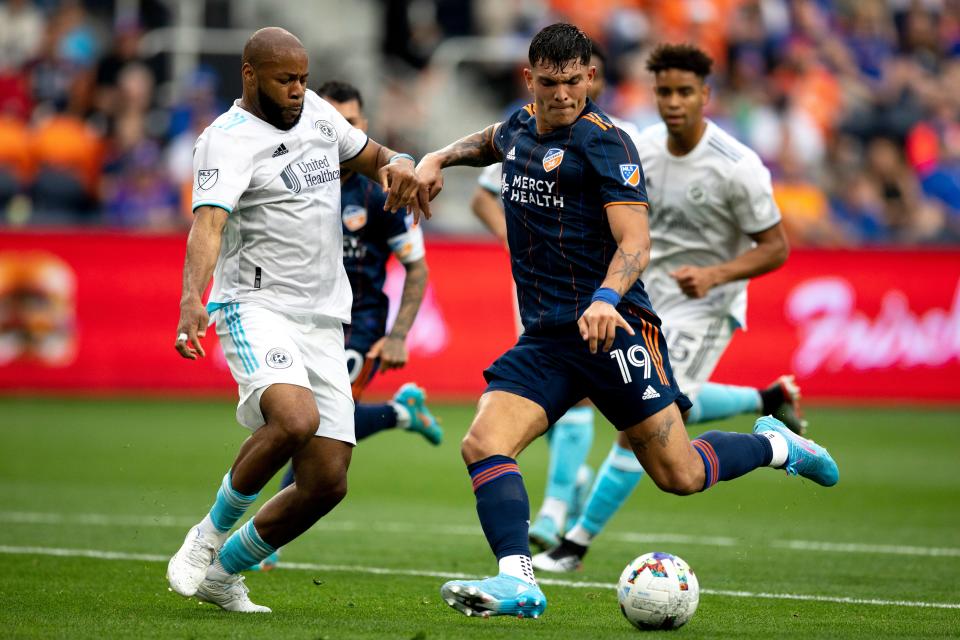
[{"left": 1, "top": 0, "right": 959, "bottom": 246}]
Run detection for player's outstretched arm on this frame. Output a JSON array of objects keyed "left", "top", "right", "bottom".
[
  {"left": 175, "top": 206, "right": 228, "bottom": 360},
  {"left": 368, "top": 257, "right": 428, "bottom": 371},
  {"left": 415, "top": 124, "right": 502, "bottom": 223},
  {"left": 578, "top": 203, "right": 650, "bottom": 354},
  {"left": 670, "top": 223, "right": 789, "bottom": 299},
  {"left": 343, "top": 141, "right": 425, "bottom": 218}
]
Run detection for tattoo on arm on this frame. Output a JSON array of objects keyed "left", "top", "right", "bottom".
[
  {"left": 434, "top": 125, "right": 501, "bottom": 168},
  {"left": 389, "top": 261, "right": 428, "bottom": 339},
  {"left": 608, "top": 246, "right": 647, "bottom": 294}
]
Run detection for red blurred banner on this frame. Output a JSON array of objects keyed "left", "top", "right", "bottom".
[{"left": 1, "top": 230, "right": 958, "bottom": 404}]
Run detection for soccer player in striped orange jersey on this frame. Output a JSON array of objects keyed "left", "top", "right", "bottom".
[{"left": 415, "top": 23, "right": 840, "bottom": 620}]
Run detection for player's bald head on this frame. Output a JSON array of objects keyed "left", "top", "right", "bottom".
[{"left": 242, "top": 27, "right": 305, "bottom": 68}]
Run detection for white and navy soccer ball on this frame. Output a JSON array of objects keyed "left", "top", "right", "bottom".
[{"left": 617, "top": 552, "right": 699, "bottom": 630}]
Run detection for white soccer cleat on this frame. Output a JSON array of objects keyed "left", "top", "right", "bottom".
[
  {"left": 167, "top": 526, "right": 219, "bottom": 597},
  {"left": 195, "top": 573, "right": 272, "bottom": 613}
]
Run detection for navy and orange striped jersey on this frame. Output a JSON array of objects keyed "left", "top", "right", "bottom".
[{"left": 493, "top": 98, "right": 653, "bottom": 332}]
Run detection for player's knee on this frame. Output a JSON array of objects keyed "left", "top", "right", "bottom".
[
  {"left": 650, "top": 466, "right": 702, "bottom": 496},
  {"left": 460, "top": 429, "right": 498, "bottom": 464},
  {"left": 272, "top": 410, "right": 321, "bottom": 447}
]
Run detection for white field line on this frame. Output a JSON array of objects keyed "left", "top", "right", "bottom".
[
  {"left": 3, "top": 510, "right": 960, "bottom": 558},
  {"left": 1, "top": 544, "right": 958, "bottom": 611}
]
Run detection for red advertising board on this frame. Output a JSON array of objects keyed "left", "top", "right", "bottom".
[{"left": 1, "top": 230, "right": 958, "bottom": 404}]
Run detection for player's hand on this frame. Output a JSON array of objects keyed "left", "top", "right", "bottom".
[
  {"left": 379, "top": 157, "right": 423, "bottom": 218},
  {"left": 366, "top": 335, "right": 408, "bottom": 371},
  {"left": 175, "top": 297, "right": 208, "bottom": 360},
  {"left": 670, "top": 265, "right": 719, "bottom": 299},
  {"left": 577, "top": 301, "right": 635, "bottom": 354},
  {"left": 413, "top": 154, "right": 445, "bottom": 225}
]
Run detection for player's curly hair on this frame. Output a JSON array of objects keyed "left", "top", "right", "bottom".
[
  {"left": 528, "top": 23, "right": 592, "bottom": 72},
  {"left": 317, "top": 80, "right": 363, "bottom": 109},
  {"left": 646, "top": 44, "right": 714, "bottom": 79}
]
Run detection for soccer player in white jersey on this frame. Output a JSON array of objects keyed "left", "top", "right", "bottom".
[
  {"left": 472, "top": 45, "right": 803, "bottom": 555},
  {"left": 534, "top": 43, "right": 806, "bottom": 573},
  {"left": 167, "top": 27, "right": 428, "bottom": 612}
]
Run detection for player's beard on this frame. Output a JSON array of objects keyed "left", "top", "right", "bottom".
[{"left": 258, "top": 86, "right": 302, "bottom": 131}]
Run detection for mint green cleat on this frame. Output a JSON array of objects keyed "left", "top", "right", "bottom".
[
  {"left": 440, "top": 573, "right": 547, "bottom": 619},
  {"left": 754, "top": 416, "right": 839, "bottom": 487},
  {"left": 393, "top": 383, "right": 443, "bottom": 445},
  {"left": 528, "top": 515, "right": 561, "bottom": 552}
]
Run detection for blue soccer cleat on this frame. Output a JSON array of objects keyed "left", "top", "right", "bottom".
[
  {"left": 440, "top": 573, "right": 547, "bottom": 619},
  {"left": 754, "top": 415, "right": 839, "bottom": 487},
  {"left": 393, "top": 383, "right": 443, "bottom": 445},
  {"left": 528, "top": 515, "right": 561, "bottom": 552}
]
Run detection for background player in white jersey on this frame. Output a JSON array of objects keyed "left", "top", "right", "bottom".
[
  {"left": 535, "top": 43, "right": 803, "bottom": 572},
  {"left": 167, "top": 27, "right": 427, "bottom": 612},
  {"left": 472, "top": 45, "right": 803, "bottom": 554}
]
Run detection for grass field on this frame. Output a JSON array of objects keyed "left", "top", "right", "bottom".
[{"left": 1, "top": 397, "right": 958, "bottom": 639}]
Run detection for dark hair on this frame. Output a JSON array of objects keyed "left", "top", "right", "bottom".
[
  {"left": 528, "top": 23, "right": 592, "bottom": 72},
  {"left": 316, "top": 80, "right": 363, "bottom": 109},
  {"left": 645, "top": 44, "right": 713, "bottom": 79}
]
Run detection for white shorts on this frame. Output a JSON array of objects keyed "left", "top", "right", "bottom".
[
  {"left": 658, "top": 306, "right": 736, "bottom": 402},
  {"left": 213, "top": 302, "right": 355, "bottom": 445}
]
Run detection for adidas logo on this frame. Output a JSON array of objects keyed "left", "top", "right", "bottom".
[
  {"left": 272, "top": 143, "right": 289, "bottom": 158},
  {"left": 506, "top": 146, "right": 516, "bottom": 161},
  {"left": 642, "top": 385, "right": 660, "bottom": 401}
]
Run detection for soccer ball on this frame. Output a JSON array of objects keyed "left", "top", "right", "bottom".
[{"left": 617, "top": 552, "right": 699, "bottom": 630}]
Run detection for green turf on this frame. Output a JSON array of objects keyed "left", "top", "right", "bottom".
[{"left": 1, "top": 397, "right": 958, "bottom": 639}]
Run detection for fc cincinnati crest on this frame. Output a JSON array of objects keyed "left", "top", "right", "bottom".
[
  {"left": 265, "top": 348, "right": 293, "bottom": 369},
  {"left": 197, "top": 169, "right": 219, "bottom": 190},
  {"left": 619, "top": 164, "right": 640, "bottom": 187},
  {"left": 342, "top": 204, "right": 367, "bottom": 231},
  {"left": 542, "top": 148, "right": 564, "bottom": 172},
  {"left": 314, "top": 120, "right": 337, "bottom": 142}
]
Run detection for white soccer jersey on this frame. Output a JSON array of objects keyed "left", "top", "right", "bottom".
[
  {"left": 636, "top": 120, "right": 780, "bottom": 329},
  {"left": 192, "top": 90, "right": 368, "bottom": 321}
]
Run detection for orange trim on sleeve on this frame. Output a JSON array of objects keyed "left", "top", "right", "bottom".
[{"left": 604, "top": 201, "right": 649, "bottom": 209}]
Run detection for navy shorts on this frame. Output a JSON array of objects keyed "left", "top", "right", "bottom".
[
  {"left": 344, "top": 335, "right": 380, "bottom": 401},
  {"left": 483, "top": 307, "right": 692, "bottom": 430}
]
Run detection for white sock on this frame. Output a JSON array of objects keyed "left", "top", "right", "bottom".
[
  {"left": 205, "top": 557, "right": 230, "bottom": 582},
  {"left": 759, "top": 431, "right": 789, "bottom": 468},
  {"left": 565, "top": 524, "right": 593, "bottom": 547},
  {"left": 498, "top": 554, "right": 537, "bottom": 585},
  {"left": 390, "top": 402, "right": 411, "bottom": 429},
  {"left": 197, "top": 514, "right": 229, "bottom": 545},
  {"left": 537, "top": 497, "right": 567, "bottom": 529}
]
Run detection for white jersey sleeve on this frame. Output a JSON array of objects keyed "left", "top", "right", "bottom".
[
  {"left": 727, "top": 153, "right": 781, "bottom": 234},
  {"left": 191, "top": 128, "right": 254, "bottom": 213},
  {"left": 388, "top": 213, "right": 426, "bottom": 264},
  {"left": 308, "top": 91, "right": 369, "bottom": 162},
  {"left": 477, "top": 163, "right": 502, "bottom": 194}
]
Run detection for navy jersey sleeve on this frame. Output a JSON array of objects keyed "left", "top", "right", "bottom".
[
  {"left": 364, "top": 180, "right": 408, "bottom": 236},
  {"left": 584, "top": 125, "right": 648, "bottom": 209},
  {"left": 493, "top": 105, "right": 531, "bottom": 157}
]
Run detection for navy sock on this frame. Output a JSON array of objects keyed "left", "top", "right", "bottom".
[
  {"left": 468, "top": 455, "right": 531, "bottom": 560},
  {"left": 355, "top": 403, "right": 399, "bottom": 441},
  {"left": 691, "top": 431, "right": 773, "bottom": 491}
]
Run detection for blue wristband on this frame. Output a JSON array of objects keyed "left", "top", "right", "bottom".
[
  {"left": 591, "top": 287, "right": 621, "bottom": 306},
  {"left": 389, "top": 153, "right": 415, "bottom": 164}
]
